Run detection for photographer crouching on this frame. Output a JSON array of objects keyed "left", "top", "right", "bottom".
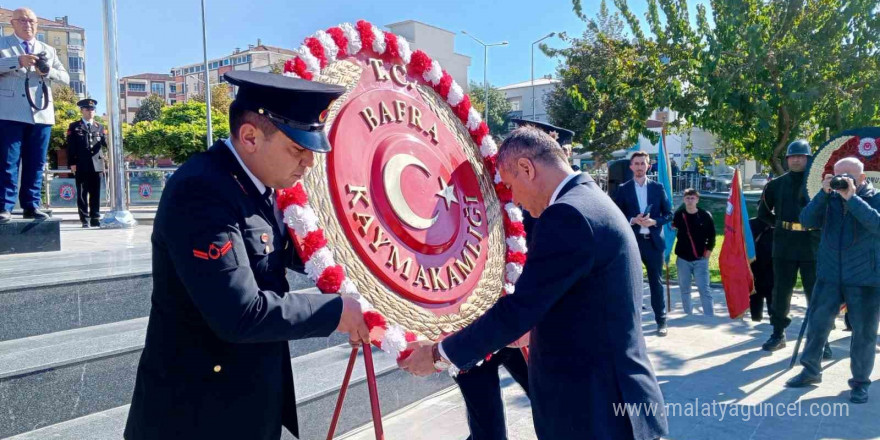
[
  {"left": 785, "top": 157, "right": 880, "bottom": 404},
  {"left": 0, "top": 7, "right": 69, "bottom": 223}
]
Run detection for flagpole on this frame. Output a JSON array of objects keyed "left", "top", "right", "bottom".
[{"left": 662, "top": 123, "right": 671, "bottom": 309}]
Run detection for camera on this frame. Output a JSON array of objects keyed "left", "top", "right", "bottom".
[
  {"left": 34, "top": 52, "right": 50, "bottom": 75},
  {"left": 830, "top": 174, "right": 854, "bottom": 191}
]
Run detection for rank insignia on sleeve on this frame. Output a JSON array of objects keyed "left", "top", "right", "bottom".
[{"left": 193, "top": 241, "right": 233, "bottom": 260}]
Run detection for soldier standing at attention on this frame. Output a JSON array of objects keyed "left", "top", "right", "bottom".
[{"left": 759, "top": 140, "right": 831, "bottom": 359}]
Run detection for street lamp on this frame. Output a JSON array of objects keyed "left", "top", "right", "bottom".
[
  {"left": 461, "top": 31, "right": 508, "bottom": 123},
  {"left": 531, "top": 32, "right": 555, "bottom": 119}
]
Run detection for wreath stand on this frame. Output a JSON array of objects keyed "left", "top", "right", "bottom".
[{"left": 326, "top": 345, "right": 384, "bottom": 440}]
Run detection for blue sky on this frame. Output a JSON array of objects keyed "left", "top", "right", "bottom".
[{"left": 21, "top": 0, "right": 707, "bottom": 114}]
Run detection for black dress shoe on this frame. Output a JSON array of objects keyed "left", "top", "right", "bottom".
[
  {"left": 762, "top": 334, "right": 786, "bottom": 351},
  {"left": 823, "top": 343, "right": 833, "bottom": 360},
  {"left": 785, "top": 371, "right": 822, "bottom": 388},
  {"left": 0, "top": 210, "right": 10, "bottom": 223},
  {"left": 90, "top": 218, "right": 100, "bottom": 227},
  {"left": 851, "top": 386, "right": 869, "bottom": 404},
  {"left": 22, "top": 208, "right": 50, "bottom": 220},
  {"left": 657, "top": 323, "right": 668, "bottom": 337}
]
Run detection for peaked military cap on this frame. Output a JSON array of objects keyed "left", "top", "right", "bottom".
[
  {"left": 77, "top": 98, "right": 97, "bottom": 109},
  {"left": 511, "top": 118, "right": 575, "bottom": 146},
  {"left": 224, "top": 70, "right": 345, "bottom": 153}
]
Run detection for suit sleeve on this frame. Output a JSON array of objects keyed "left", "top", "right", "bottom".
[
  {"left": 758, "top": 181, "right": 776, "bottom": 226},
  {"left": 655, "top": 184, "right": 673, "bottom": 227},
  {"left": 0, "top": 53, "right": 21, "bottom": 75},
  {"left": 46, "top": 48, "right": 68, "bottom": 84},
  {"left": 159, "top": 177, "right": 343, "bottom": 344},
  {"left": 442, "top": 203, "right": 594, "bottom": 370}
]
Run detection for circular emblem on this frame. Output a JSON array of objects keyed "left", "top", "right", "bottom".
[
  {"left": 138, "top": 183, "right": 153, "bottom": 199},
  {"left": 275, "top": 20, "right": 526, "bottom": 357},
  {"left": 807, "top": 127, "right": 880, "bottom": 198},
  {"left": 325, "top": 61, "right": 491, "bottom": 306},
  {"left": 59, "top": 183, "right": 75, "bottom": 201}
]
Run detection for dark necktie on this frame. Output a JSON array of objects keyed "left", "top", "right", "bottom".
[{"left": 22, "top": 41, "right": 30, "bottom": 54}]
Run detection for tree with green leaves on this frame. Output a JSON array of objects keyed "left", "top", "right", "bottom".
[
  {"left": 467, "top": 81, "right": 512, "bottom": 135},
  {"left": 192, "top": 83, "right": 234, "bottom": 115},
  {"left": 124, "top": 101, "right": 229, "bottom": 164},
  {"left": 133, "top": 93, "right": 166, "bottom": 123},
  {"left": 544, "top": 0, "right": 694, "bottom": 162},
  {"left": 611, "top": 0, "right": 880, "bottom": 173}
]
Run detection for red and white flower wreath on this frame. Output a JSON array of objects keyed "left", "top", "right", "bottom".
[{"left": 274, "top": 20, "right": 528, "bottom": 372}]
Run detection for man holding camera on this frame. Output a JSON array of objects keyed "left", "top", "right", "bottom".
[
  {"left": 785, "top": 157, "right": 880, "bottom": 404},
  {"left": 758, "top": 140, "right": 829, "bottom": 358},
  {"left": 0, "top": 7, "right": 69, "bottom": 223}
]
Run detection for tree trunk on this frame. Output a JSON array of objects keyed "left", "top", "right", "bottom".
[{"left": 771, "top": 106, "right": 792, "bottom": 175}]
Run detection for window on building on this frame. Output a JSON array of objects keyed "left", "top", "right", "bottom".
[
  {"left": 53, "top": 36, "right": 61, "bottom": 45},
  {"left": 246, "top": 54, "right": 252, "bottom": 63},
  {"left": 151, "top": 82, "right": 165, "bottom": 96},
  {"left": 70, "top": 81, "right": 84, "bottom": 94},
  {"left": 170, "top": 99, "right": 177, "bottom": 105},
  {"left": 37, "top": 33, "right": 46, "bottom": 42},
  {"left": 119, "top": 83, "right": 125, "bottom": 94},
  {"left": 509, "top": 98, "right": 521, "bottom": 111},
  {"left": 68, "top": 56, "right": 83, "bottom": 72},
  {"left": 69, "top": 33, "right": 83, "bottom": 46},
  {"left": 128, "top": 83, "right": 146, "bottom": 92},
  {"left": 170, "top": 83, "right": 177, "bottom": 93},
  {"left": 223, "top": 59, "right": 230, "bottom": 66}
]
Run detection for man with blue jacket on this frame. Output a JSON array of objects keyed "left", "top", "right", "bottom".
[{"left": 785, "top": 157, "right": 880, "bottom": 404}]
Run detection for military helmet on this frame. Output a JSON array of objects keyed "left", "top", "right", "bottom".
[{"left": 785, "top": 139, "right": 812, "bottom": 157}]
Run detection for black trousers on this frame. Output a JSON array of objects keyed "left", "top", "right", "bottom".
[
  {"left": 770, "top": 258, "right": 816, "bottom": 334},
  {"left": 75, "top": 171, "right": 101, "bottom": 222},
  {"left": 637, "top": 236, "right": 667, "bottom": 325},
  {"left": 454, "top": 347, "right": 530, "bottom": 440}
]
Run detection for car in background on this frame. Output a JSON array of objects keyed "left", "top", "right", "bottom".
[{"left": 749, "top": 173, "right": 770, "bottom": 190}]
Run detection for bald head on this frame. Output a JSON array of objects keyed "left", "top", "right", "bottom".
[
  {"left": 11, "top": 8, "right": 38, "bottom": 41},
  {"left": 834, "top": 157, "right": 867, "bottom": 186}
]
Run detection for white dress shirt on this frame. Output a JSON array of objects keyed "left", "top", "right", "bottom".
[
  {"left": 633, "top": 177, "right": 650, "bottom": 234},
  {"left": 15, "top": 35, "right": 35, "bottom": 55}
]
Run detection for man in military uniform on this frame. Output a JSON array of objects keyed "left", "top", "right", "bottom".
[
  {"left": 758, "top": 140, "right": 830, "bottom": 358},
  {"left": 64, "top": 98, "right": 105, "bottom": 228},
  {"left": 124, "top": 71, "right": 371, "bottom": 440}
]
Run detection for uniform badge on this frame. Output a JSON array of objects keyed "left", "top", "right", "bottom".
[{"left": 193, "top": 240, "right": 233, "bottom": 260}]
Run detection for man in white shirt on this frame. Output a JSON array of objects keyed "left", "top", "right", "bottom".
[{"left": 612, "top": 151, "right": 674, "bottom": 336}]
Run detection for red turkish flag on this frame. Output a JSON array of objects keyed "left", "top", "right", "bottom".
[{"left": 720, "top": 170, "right": 756, "bottom": 319}]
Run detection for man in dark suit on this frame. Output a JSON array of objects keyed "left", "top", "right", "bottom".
[
  {"left": 124, "top": 71, "right": 370, "bottom": 440},
  {"left": 64, "top": 98, "right": 106, "bottom": 228},
  {"left": 613, "top": 151, "right": 674, "bottom": 336},
  {"left": 400, "top": 127, "right": 668, "bottom": 440}
]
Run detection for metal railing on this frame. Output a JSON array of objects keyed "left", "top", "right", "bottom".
[{"left": 41, "top": 166, "right": 178, "bottom": 208}]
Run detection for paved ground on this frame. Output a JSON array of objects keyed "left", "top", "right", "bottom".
[{"left": 341, "top": 287, "right": 880, "bottom": 440}]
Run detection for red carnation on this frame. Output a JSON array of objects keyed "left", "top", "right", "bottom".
[
  {"left": 363, "top": 310, "right": 387, "bottom": 330},
  {"left": 304, "top": 37, "right": 327, "bottom": 69},
  {"left": 484, "top": 154, "right": 498, "bottom": 174},
  {"left": 452, "top": 95, "right": 471, "bottom": 122},
  {"left": 283, "top": 58, "right": 296, "bottom": 73},
  {"left": 395, "top": 332, "right": 419, "bottom": 362},
  {"left": 495, "top": 182, "right": 512, "bottom": 202},
  {"left": 506, "top": 251, "right": 527, "bottom": 265},
  {"left": 471, "top": 121, "right": 490, "bottom": 145},
  {"left": 316, "top": 265, "right": 345, "bottom": 293},
  {"left": 434, "top": 71, "right": 453, "bottom": 98},
  {"left": 356, "top": 20, "right": 375, "bottom": 53},
  {"left": 505, "top": 221, "right": 526, "bottom": 237},
  {"left": 408, "top": 50, "right": 432, "bottom": 75},
  {"left": 300, "top": 229, "right": 327, "bottom": 261},
  {"left": 291, "top": 57, "right": 313, "bottom": 81},
  {"left": 383, "top": 31, "right": 400, "bottom": 60},
  {"left": 276, "top": 183, "right": 308, "bottom": 208},
  {"left": 405, "top": 331, "right": 417, "bottom": 343},
  {"left": 326, "top": 27, "right": 348, "bottom": 58}
]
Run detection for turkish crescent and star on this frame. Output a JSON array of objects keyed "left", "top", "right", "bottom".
[{"left": 382, "top": 153, "right": 459, "bottom": 230}]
